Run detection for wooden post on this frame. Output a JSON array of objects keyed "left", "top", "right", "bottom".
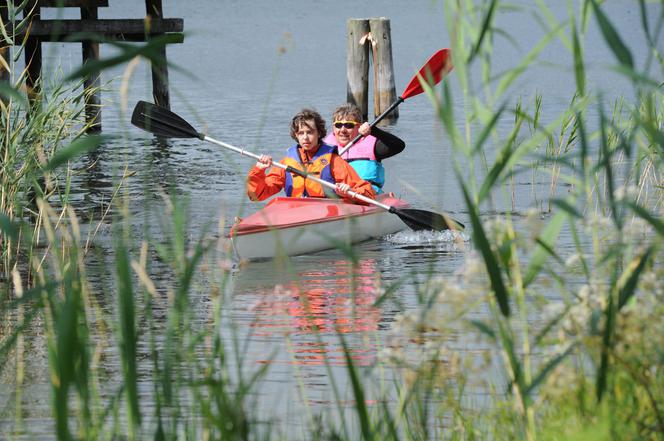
[
  {"left": 81, "top": 4, "right": 101, "bottom": 132},
  {"left": 346, "top": 18, "right": 370, "bottom": 120},
  {"left": 145, "top": 0, "right": 170, "bottom": 109},
  {"left": 0, "top": 2, "right": 9, "bottom": 84},
  {"left": 25, "top": 38, "right": 42, "bottom": 108},
  {"left": 368, "top": 18, "right": 397, "bottom": 123}
]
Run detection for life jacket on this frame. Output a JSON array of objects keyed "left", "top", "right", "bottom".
[
  {"left": 282, "top": 143, "right": 337, "bottom": 198},
  {"left": 323, "top": 132, "right": 385, "bottom": 194}
]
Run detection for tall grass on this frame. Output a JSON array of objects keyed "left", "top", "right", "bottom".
[{"left": 1, "top": 0, "right": 663, "bottom": 440}]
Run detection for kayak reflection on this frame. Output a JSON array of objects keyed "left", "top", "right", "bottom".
[{"left": 232, "top": 257, "right": 382, "bottom": 368}]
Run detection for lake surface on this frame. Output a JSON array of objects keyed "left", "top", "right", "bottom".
[{"left": 1, "top": 0, "right": 658, "bottom": 437}]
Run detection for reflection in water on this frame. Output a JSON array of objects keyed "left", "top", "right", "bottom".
[{"left": 238, "top": 258, "right": 381, "bottom": 369}]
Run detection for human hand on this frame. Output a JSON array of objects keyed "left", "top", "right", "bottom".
[
  {"left": 255, "top": 154, "right": 273, "bottom": 170},
  {"left": 358, "top": 122, "right": 371, "bottom": 137},
  {"left": 335, "top": 182, "right": 351, "bottom": 196}
]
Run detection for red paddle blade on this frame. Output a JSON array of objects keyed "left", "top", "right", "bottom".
[{"left": 401, "top": 48, "right": 453, "bottom": 99}]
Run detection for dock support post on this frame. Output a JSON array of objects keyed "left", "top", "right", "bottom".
[
  {"left": 146, "top": 0, "right": 170, "bottom": 109},
  {"left": 368, "top": 17, "right": 397, "bottom": 123},
  {"left": 0, "top": 3, "right": 8, "bottom": 84},
  {"left": 25, "top": 36, "right": 42, "bottom": 108},
  {"left": 81, "top": 4, "right": 101, "bottom": 132},
  {"left": 346, "top": 18, "right": 370, "bottom": 120}
]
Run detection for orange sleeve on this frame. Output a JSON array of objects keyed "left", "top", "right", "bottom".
[
  {"left": 330, "top": 155, "right": 376, "bottom": 202},
  {"left": 246, "top": 164, "right": 286, "bottom": 201}
]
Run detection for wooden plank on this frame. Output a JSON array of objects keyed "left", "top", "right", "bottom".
[
  {"left": 7, "top": 18, "right": 184, "bottom": 41},
  {"left": 9, "top": 18, "right": 184, "bottom": 41},
  {"left": 35, "top": 0, "right": 109, "bottom": 7}
]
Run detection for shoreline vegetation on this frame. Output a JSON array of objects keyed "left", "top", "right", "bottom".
[{"left": 1, "top": 1, "right": 663, "bottom": 439}]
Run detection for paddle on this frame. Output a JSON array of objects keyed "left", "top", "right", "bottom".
[
  {"left": 131, "top": 100, "right": 464, "bottom": 231},
  {"left": 338, "top": 48, "right": 452, "bottom": 156}
]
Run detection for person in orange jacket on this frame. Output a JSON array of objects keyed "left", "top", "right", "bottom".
[{"left": 246, "top": 108, "right": 375, "bottom": 202}]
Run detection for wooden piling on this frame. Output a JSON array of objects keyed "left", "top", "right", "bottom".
[
  {"left": 368, "top": 17, "right": 397, "bottom": 123},
  {"left": 346, "top": 18, "right": 370, "bottom": 120},
  {"left": 146, "top": 0, "right": 170, "bottom": 109},
  {"left": 25, "top": 37, "right": 42, "bottom": 107},
  {"left": 0, "top": 4, "right": 8, "bottom": 84},
  {"left": 81, "top": 4, "right": 101, "bottom": 131}
]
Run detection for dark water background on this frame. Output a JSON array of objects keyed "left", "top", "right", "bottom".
[{"left": 1, "top": 0, "right": 659, "bottom": 436}]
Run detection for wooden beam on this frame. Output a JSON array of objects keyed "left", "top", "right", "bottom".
[
  {"left": 35, "top": 0, "right": 108, "bottom": 7},
  {"left": 9, "top": 18, "right": 184, "bottom": 40}
]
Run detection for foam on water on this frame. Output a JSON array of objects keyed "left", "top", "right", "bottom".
[{"left": 384, "top": 229, "right": 470, "bottom": 245}]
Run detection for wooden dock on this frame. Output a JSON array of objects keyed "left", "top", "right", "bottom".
[{"left": 0, "top": 0, "right": 184, "bottom": 131}]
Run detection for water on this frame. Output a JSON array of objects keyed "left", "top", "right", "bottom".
[{"left": 2, "top": 0, "right": 658, "bottom": 437}]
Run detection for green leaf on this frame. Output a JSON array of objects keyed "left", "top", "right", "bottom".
[
  {"left": 339, "top": 334, "right": 373, "bottom": 441},
  {"left": 626, "top": 202, "right": 664, "bottom": 236},
  {"left": 472, "top": 102, "right": 507, "bottom": 155},
  {"left": 0, "top": 82, "right": 28, "bottom": 109},
  {"left": 0, "top": 213, "right": 20, "bottom": 241},
  {"left": 43, "top": 135, "right": 107, "bottom": 171},
  {"left": 458, "top": 177, "right": 510, "bottom": 317},
  {"left": 467, "top": 0, "right": 498, "bottom": 64},
  {"left": 525, "top": 343, "right": 576, "bottom": 397},
  {"left": 523, "top": 210, "right": 566, "bottom": 287},
  {"left": 571, "top": 20, "right": 586, "bottom": 96},
  {"left": 467, "top": 319, "right": 496, "bottom": 340},
  {"left": 590, "top": 0, "right": 634, "bottom": 68},
  {"left": 617, "top": 248, "right": 652, "bottom": 310},
  {"left": 65, "top": 34, "right": 183, "bottom": 81},
  {"left": 477, "top": 133, "right": 516, "bottom": 203}
]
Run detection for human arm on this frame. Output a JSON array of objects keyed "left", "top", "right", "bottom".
[
  {"left": 369, "top": 125, "right": 405, "bottom": 161},
  {"left": 330, "top": 155, "right": 375, "bottom": 201},
  {"left": 246, "top": 156, "right": 286, "bottom": 201}
]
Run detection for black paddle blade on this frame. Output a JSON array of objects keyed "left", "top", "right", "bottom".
[
  {"left": 131, "top": 101, "right": 202, "bottom": 139},
  {"left": 393, "top": 207, "right": 465, "bottom": 232}
]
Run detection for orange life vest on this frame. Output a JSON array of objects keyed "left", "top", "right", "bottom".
[{"left": 282, "top": 143, "right": 337, "bottom": 198}]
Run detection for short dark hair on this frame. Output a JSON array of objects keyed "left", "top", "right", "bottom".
[{"left": 290, "top": 108, "right": 327, "bottom": 141}]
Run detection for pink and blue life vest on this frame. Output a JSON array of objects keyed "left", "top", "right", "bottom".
[{"left": 324, "top": 133, "right": 385, "bottom": 194}]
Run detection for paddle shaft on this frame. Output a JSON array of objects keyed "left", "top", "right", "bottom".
[
  {"left": 337, "top": 97, "right": 404, "bottom": 156},
  {"left": 203, "top": 136, "right": 394, "bottom": 211}
]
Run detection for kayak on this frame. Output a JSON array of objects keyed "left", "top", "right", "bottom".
[{"left": 229, "top": 194, "right": 410, "bottom": 261}]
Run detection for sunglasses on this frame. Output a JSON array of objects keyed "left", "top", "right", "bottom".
[{"left": 333, "top": 120, "right": 358, "bottom": 129}]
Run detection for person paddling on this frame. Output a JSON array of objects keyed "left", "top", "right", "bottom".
[
  {"left": 323, "top": 104, "right": 405, "bottom": 194},
  {"left": 247, "top": 108, "right": 375, "bottom": 202}
]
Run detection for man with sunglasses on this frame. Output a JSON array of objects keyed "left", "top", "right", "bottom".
[
  {"left": 247, "top": 108, "right": 375, "bottom": 202},
  {"left": 323, "top": 104, "right": 405, "bottom": 194}
]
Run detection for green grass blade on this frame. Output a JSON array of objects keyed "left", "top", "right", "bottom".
[
  {"left": 617, "top": 247, "right": 653, "bottom": 310},
  {"left": 523, "top": 210, "right": 566, "bottom": 287},
  {"left": 590, "top": 0, "right": 634, "bottom": 68},
  {"left": 339, "top": 334, "right": 373, "bottom": 441},
  {"left": 571, "top": 18, "right": 586, "bottom": 96},
  {"left": 114, "top": 236, "right": 141, "bottom": 432},
  {"left": 525, "top": 343, "right": 576, "bottom": 397},
  {"left": 626, "top": 202, "right": 664, "bottom": 236},
  {"left": 458, "top": 176, "right": 511, "bottom": 317},
  {"left": 467, "top": 0, "right": 498, "bottom": 64},
  {"left": 42, "top": 134, "right": 106, "bottom": 171},
  {"left": 0, "top": 82, "right": 29, "bottom": 109},
  {"left": 466, "top": 319, "right": 497, "bottom": 340}
]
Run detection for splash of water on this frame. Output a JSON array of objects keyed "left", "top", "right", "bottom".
[{"left": 384, "top": 229, "right": 470, "bottom": 245}]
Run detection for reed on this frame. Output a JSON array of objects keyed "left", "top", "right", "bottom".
[{"left": 1, "top": 0, "right": 663, "bottom": 439}]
